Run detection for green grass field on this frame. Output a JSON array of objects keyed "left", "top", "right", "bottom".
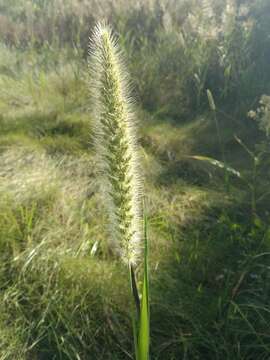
[{"left": 1, "top": 1, "right": 270, "bottom": 359}]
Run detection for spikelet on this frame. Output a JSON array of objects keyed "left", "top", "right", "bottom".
[{"left": 88, "top": 23, "right": 142, "bottom": 266}]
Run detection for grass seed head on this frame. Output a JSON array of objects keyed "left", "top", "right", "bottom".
[{"left": 88, "top": 22, "right": 142, "bottom": 266}]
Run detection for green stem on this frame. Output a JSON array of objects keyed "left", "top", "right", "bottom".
[
  {"left": 137, "top": 210, "right": 150, "bottom": 360},
  {"left": 251, "top": 158, "right": 257, "bottom": 217},
  {"left": 129, "top": 264, "right": 141, "bottom": 319},
  {"left": 213, "top": 110, "right": 229, "bottom": 192}
]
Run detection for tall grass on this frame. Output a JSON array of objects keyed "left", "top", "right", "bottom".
[
  {"left": 1, "top": 0, "right": 270, "bottom": 118},
  {"left": 0, "top": 1, "right": 270, "bottom": 359},
  {"left": 89, "top": 23, "right": 149, "bottom": 359}
]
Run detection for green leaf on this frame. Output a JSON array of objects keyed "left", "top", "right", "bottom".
[
  {"left": 138, "top": 213, "right": 150, "bottom": 360},
  {"left": 132, "top": 313, "right": 139, "bottom": 360}
]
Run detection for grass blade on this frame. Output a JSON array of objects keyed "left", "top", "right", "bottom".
[
  {"left": 188, "top": 155, "right": 241, "bottom": 178},
  {"left": 138, "top": 213, "right": 150, "bottom": 360}
]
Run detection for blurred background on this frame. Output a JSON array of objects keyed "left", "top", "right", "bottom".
[{"left": 1, "top": 0, "right": 270, "bottom": 118}]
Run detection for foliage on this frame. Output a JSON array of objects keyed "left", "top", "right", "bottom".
[
  {"left": 0, "top": 1, "right": 270, "bottom": 359},
  {"left": 0, "top": 0, "right": 270, "bottom": 117}
]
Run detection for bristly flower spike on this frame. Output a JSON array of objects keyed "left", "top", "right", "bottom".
[{"left": 88, "top": 22, "right": 142, "bottom": 266}]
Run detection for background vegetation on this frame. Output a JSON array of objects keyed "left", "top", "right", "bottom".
[{"left": 0, "top": 0, "right": 270, "bottom": 359}]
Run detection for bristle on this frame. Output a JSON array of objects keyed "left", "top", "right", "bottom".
[{"left": 88, "top": 23, "right": 142, "bottom": 266}]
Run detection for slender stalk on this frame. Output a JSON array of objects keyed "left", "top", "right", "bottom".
[
  {"left": 89, "top": 23, "right": 148, "bottom": 360},
  {"left": 207, "top": 89, "right": 229, "bottom": 192},
  {"left": 251, "top": 156, "right": 258, "bottom": 216},
  {"left": 138, "top": 210, "right": 150, "bottom": 360},
  {"left": 234, "top": 135, "right": 258, "bottom": 217}
]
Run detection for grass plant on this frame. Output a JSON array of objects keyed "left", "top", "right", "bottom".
[{"left": 89, "top": 23, "right": 149, "bottom": 359}]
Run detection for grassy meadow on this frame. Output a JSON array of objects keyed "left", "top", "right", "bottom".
[{"left": 1, "top": 0, "right": 270, "bottom": 359}]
